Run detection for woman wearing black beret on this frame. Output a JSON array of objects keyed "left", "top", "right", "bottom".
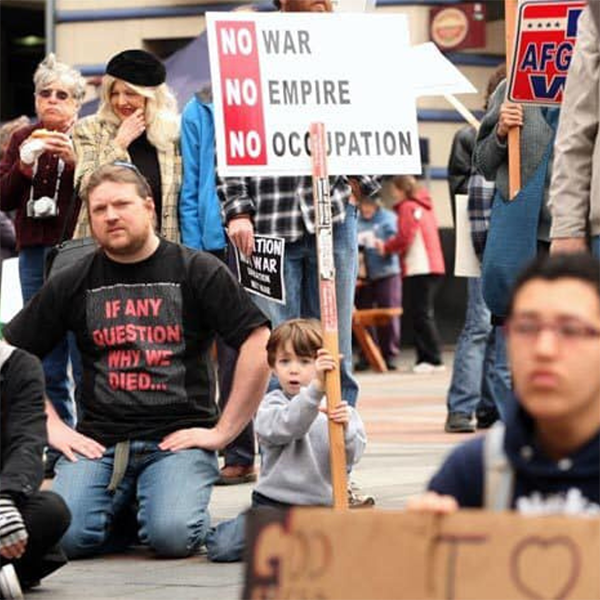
[{"left": 73, "top": 49, "right": 181, "bottom": 242}]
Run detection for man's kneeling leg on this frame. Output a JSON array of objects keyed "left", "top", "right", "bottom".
[
  {"left": 52, "top": 451, "right": 133, "bottom": 559},
  {"left": 136, "top": 447, "right": 219, "bottom": 558}
]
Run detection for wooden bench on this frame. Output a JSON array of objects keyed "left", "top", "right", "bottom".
[{"left": 352, "top": 307, "right": 403, "bottom": 373}]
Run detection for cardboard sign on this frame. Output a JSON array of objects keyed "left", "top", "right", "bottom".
[
  {"left": 244, "top": 508, "right": 600, "bottom": 599},
  {"left": 507, "top": 0, "right": 586, "bottom": 105},
  {"left": 206, "top": 13, "right": 420, "bottom": 176},
  {"left": 234, "top": 234, "right": 286, "bottom": 304}
]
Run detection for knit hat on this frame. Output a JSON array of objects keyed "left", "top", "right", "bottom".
[{"left": 106, "top": 50, "right": 166, "bottom": 87}]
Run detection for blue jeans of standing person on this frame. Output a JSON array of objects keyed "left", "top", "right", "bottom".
[
  {"left": 18, "top": 246, "right": 80, "bottom": 426},
  {"left": 53, "top": 442, "right": 219, "bottom": 559},
  {"left": 253, "top": 204, "right": 359, "bottom": 406},
  {"left": 491, "top": 324, "right": 512, "bottom": 421},
  {"left": 592, "top": 235, "right": 600, "bottom": 258},
  {"left": 446, "top": 278, "right": 498, "bottom": 418}
]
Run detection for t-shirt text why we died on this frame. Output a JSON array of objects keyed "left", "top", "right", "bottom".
[
  {"left": 216, "top": 21, "right": 414, "bottom": 165},
  {"left": 92, "top": 296, "right": 181, "bottom": 393}
]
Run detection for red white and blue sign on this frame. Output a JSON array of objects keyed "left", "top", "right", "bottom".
[{"left": 507, "top": 0, "right": 585, "bottom": 105}]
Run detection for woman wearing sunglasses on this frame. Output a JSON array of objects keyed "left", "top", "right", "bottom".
[{"left": 72, "top": 49, "right": 181, "bottom": 242}]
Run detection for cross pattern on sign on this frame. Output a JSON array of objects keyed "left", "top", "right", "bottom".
[{"left": 507, "top": 0, "right": 585, "bottom": 105}]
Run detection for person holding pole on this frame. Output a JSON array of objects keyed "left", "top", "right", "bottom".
[
  {"left": 218, "top": 0, "right": 380, "bottom": 508},
  {"left": 473, "top": 79, "right": 559, "bottom": 420},
  {"left": 204, "top": 319, "right": 367, "bottom": 563}
]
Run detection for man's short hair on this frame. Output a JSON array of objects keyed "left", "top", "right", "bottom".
[
  {"left": 266, "top": 318, "right": 323, "bottom": 367},
  {"left": 82, "top": 163, "right": 153, "bottom": 206},
  {"left": 507, "top": 253, "right": 600, "bottom": 316}
]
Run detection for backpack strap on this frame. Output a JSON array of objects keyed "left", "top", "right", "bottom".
[{"left": 483, "top": 422, "right": 514, "bottom": 510}]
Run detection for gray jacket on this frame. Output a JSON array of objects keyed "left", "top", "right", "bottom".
[
  {"left": 474, "top": 80, "right": 555, "bottom": 241},
  {"left": 255, "top": 384, "right": 366, "bottom": 506},
  {"left": 549, "top": 7, "right": 600, "bottom": 239}
]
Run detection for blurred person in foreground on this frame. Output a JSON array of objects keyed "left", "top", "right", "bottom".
[{"left": 408, "top": 254, "right": 600, "bottom": 513}]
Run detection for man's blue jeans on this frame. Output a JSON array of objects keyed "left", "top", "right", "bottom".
[
  {"left": 446, "top": 278, "right": 498, "bottom": 417},
  {"left": 53, "top": 442, "right": 219, "bottom": 559},
  {"left": 18, "top": 246, "right": 80, "bottom": 426},
  {"left": 592, "top": 235, "right": 600, "bottom": 258},
  {"left": 253, "top": 205, "right": 359, "bottom": 406}
]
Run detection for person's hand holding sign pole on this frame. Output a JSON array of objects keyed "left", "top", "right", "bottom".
[
  {"left": 505, "top": 0, "right": 522, "bottom": 198},
  {"left": 310, "top": 122, "right": 348, "bottom": 510}
]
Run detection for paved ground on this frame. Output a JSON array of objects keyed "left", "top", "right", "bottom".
[{"left": 31, "top": 351, "right": 479, "bottom": 600}]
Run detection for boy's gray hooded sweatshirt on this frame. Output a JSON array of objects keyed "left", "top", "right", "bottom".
[{"left": 254, "top": 382, "right": 367, "bottom": 506}]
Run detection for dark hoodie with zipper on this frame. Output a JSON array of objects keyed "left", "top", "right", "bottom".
[{"left": 427, "top": 399, "right": 600, "bottom": 510}]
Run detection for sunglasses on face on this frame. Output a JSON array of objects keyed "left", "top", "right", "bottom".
[{"left": 37, "top": 89, "right": 71, "bottom": 101}]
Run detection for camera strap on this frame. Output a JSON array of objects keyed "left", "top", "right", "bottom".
[{"left": 28, "top": 157, "right": 65, "bottom": 208}]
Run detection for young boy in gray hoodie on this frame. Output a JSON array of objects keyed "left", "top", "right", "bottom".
[{"left": 206, "top": 318, "right": 367, "bottom": 561}]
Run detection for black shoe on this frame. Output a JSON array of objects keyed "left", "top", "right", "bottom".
[
  {"left": 476, "top": 409, "right": 500, "bottom": 429},
  {"left": 385, "top": 360, "right": 397, "bottom": 371},
  {"left": 354, "top": 359, "right": 370, "bottom": 372},
  {"left": 445, "top": 412, "right": 475, "bottom": 433}
]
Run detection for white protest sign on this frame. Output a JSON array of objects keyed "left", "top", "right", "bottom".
[
  {"left": 234, "top": 235, "right": 286, "bottom": 304},
  {"left": 409, "top": 43, "right": 477, "bottom": 97},
  {"left": 207, "top": 13, "right": 420, "bottom": 176},
  {"left": 454, "top": 194, "right": 481, "bottom": 277}
]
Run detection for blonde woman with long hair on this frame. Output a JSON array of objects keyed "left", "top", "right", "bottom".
[{"left": 73, "top": 49, "right": 181, "bottom": 241}]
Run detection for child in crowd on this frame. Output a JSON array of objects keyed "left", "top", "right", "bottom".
[
  {"left": 205, "top": 319, "right": 367, "bottom": 562},
  {"left": 377, "top": 176, "right": 445, "bottom": 374},
  {"left": 355, "top": 195, "right": 402, "bottom": 371}
]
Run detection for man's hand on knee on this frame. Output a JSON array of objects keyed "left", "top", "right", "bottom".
[
  {"left": 48, "top": 416, "right": 105, "bottom": 461},
  {"left": 46, "top": 399, "right": 105, "bottom": 461},
  {"left": 159, "top": 427, "right": 228, "bottom": 452}
]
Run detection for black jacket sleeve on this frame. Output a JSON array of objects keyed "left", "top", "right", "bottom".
[
  {"left": 447, "top": 126, "right": 477, "bottom": 198},
  {"left": 0, "top": 349, "right": 46, "bottom": 498}
]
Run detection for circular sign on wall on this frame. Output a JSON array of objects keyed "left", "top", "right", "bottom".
[{"left": 431, "top": 7, "right": 469, "bottom": 49}]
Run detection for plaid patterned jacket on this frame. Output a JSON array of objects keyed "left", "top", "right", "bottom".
[
  {"left": 218, "top": 175, "right": 380, "bottom": 242},
  {"left": 72, "top": 115, "right": 182, "bottom": 242},
  {"left": 467, "top": 169, "right": 495, "bottom": 261}
]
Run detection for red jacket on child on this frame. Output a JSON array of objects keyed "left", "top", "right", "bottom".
[{"left": 384, "top": 188, "right": 445, "bottom": 277}]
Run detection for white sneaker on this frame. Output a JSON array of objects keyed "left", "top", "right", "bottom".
[
  {"left": 412, "top": 362, "right": 445, "bottom": 374},
  {"left": 0, "top": 565, "right": 23, "bottom": 600}
]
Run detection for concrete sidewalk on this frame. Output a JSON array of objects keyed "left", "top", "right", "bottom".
[{"left": 32, "top": 353, "right": 477, "bottom": 600}]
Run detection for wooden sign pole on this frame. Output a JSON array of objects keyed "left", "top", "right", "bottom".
[
  {"left": 310, "top": 122, "right": 349, "bottom": 510},
  {"left": 505, "top": 0, "right": 521, "bottom": 197}
]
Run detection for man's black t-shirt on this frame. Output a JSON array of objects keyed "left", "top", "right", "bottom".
[{"left": 5, "top": 239, "right": 269, "bottom": 447}]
